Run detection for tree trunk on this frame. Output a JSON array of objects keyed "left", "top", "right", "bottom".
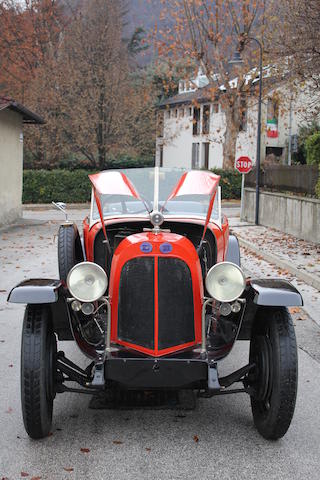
[
  {"left": 97, "top": 91, "right": 106, "bottom": 169},
  {"left": 222, "top": 104, "right": 241, "bottom": 170}
]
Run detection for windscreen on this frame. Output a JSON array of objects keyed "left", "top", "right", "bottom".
[{"left": 91, "top": 167, "right": 220, "bottom": 223}]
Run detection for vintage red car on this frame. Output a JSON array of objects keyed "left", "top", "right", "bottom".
[{"left": 8, "top": 167, "right": 302, "bottom": 440}]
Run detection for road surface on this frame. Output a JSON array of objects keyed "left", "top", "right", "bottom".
[{"left": 0, "top": 207, "right": 319, "bottom": 479}]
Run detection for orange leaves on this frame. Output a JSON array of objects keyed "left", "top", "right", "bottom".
[
  {"left": 80, "top": 448, "right": 90, "bottom": 453},
  {"left": 289, "top": 307, "right": 301, "bottom": 314}
]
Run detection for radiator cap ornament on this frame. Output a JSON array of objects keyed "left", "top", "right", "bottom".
[{"left": 150, "top": 210, "right": 164, "bottom": 227}]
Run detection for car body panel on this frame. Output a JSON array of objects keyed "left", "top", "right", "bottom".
[{"left": 249, "top": 279, "right": 303, "bottom": 306}]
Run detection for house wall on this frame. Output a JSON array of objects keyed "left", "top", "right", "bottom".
[
  {"left": 157, "top": 84, "right": 311, "bottom": 170},
  {"left": 0, "top": 109, "right": 23, "bottom": 225}
]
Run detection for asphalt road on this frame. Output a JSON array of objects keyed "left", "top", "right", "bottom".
[{"left": 0, "top": 208, "right": 320, "bottom": 480}]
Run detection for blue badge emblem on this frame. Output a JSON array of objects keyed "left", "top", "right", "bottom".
[
  {"left": 160, "top": 242, "right": 173, "bottom": 254},
  {"left": 140, "top": 242, "right": 153, "bottom": 253}
]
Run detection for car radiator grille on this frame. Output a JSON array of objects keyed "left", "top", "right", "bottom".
[{"left": 118, "top": 257, "right": 195, "bottom": 352}]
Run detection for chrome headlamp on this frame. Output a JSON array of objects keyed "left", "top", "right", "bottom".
[
  {"left": 205, "top": 262, "right": 246, "bottom": 303},
  {"left": 67, "top": 262, "right": 108, "bottom": 302}
]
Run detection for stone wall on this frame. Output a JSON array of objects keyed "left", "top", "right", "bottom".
[
  {"left": 0, "top": 109, "right": 23, "bottom": 226},
  {"left": 241, "top": 188, "right": 320, "bottom": 243}
]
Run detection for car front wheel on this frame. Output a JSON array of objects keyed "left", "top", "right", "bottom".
[
  {"left": 21, "top": 304, "right": 57, "bottom": 439},
  {"left": 249, "top": 307, "right": 298, "bottom": 440}
]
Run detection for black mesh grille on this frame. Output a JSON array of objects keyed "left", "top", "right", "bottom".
[
  {"left": 118, "top": 258, "right": 154, "bottom": 349},
  {"left": 158, "top": 258, "right": 194, "bottom": 349}
]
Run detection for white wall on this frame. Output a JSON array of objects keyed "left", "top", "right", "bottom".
[
  {"left": 0, "top": 109, "right": 23, "bottom": 225},
  {"left": 157, "top": 83, "right": 313, "bottom": 170}
]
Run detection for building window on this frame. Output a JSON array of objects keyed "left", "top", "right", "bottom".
[
  {"left": 189, "top": 107, "right": 193, "bottom": 117},
  {"left": 192, "top": 143, "right": 200, "bottom": 169},
  {"left": 179, "top": 107, "right": 184, "bottom": 118},
  {"left": 193, "top": 107, "right": 200, "bottom": 135},
  {"left": 159, "top": 145, "right": 164, "bottom": 167},
  {"left": 202, "top": 142, "right": 210, "bottom": 169},
  {"left": 213, "top": 101, "right": 219, "bottom": 114},
  {"left": 202, "top": 105, "right": 210, "bottom": 134},
  {"left": 156, "top": 112, "right": 164, "bottom": 138},
  {"left": 166, "top": 109, "right": 171, "bottom": 120},
  {"left": 174, "top": 109, "right": 178, "bottom": 118},
  {"left": 239, "top": 97, "right": 247, "bottom": 132}
]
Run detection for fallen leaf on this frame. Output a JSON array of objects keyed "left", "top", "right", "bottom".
[
  {"left": 289, "top": 307, "right": 301, "bottom": 314},
  {"left": 145, "top": 448, "right": 151, "bottom": 452},
  {"left": 113, "top": 440, "right": 123, "bottom": 445},
  {"left": 31, "top": 476, "right": 42, "bottom": 480},
  {"left": 21, "top": 473, "right": 29, "bottom": 477},
  {"left": 193, "top": 435, "right": 199, "bottom": 443},
  {"left": 6, "top": 407, "right": 13, "bottom": 414},
  {"left": 8, "top": 364, "right": 13, "bottom": 368},
  {"left": 63, "top": 468, "right": 74, "bottom": 473},
  {"left": 80, "top": 448, "right": 90, "bottom": 453},
  {"left": 0, "top": 289, "right": 6, "bottom": 293}
]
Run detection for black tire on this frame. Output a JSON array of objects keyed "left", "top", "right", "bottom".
[
  {"left": 58, "top": 224, "right": 84, "bottom": 282},
  {"left": 21, "top": 305, "right": 57, "bottom": 439},
  {"left": 249, "top": 307, "right": 298, "bottom": 440}
]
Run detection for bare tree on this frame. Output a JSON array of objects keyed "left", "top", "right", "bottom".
[
  {"left": 275, "top": 0, "right": 320, "bottom": 119},
  {"left": 157, "top": 0, "right": 276, "bottom": 169}
]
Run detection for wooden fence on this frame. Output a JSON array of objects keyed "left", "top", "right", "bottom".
[{"left": 245, "top": 164, "right": 319, "bottom": 195}]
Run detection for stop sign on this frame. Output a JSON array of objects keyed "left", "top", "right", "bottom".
[{"left": 235, "top": 156, "right": 253, "bottom": 174}]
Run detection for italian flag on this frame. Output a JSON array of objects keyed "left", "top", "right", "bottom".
[{"left": 267, "top": 118, "right": 279, "bottom": 138}]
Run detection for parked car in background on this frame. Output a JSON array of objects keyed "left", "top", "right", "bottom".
[{"left": 8, "top": 167, "right": 303, "bottom": 440}]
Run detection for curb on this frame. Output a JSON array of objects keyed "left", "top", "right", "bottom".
[
  {"left": 23, "top": 203, "right": 90, "bottom": 211},
  {"left": 237, "top": 237, "right": 320, "bottom": 292}
]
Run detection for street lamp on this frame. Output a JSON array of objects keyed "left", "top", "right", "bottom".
[{"left": 229, "top": 37, "right": 263, "bottom": 225}]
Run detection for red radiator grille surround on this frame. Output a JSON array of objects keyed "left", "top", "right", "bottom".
[{"left": 108, "top": 231, "right": 203, "bottom": 357}]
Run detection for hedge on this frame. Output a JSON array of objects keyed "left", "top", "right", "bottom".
[
  {"left": 211, "top": 169, "right": 242, "bottom": 200},
  {"left": 23, "top": 168, "right": 242, "bottom": 204},
  {"left": 306, "top": 132, "right": 320, "bottom": 166}
]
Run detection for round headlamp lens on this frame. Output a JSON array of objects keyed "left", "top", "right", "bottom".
[
  {"left": 67, "top": 262, "right": 108, "bottom": 302},
  {"left": 205, "top": 262, "right": 246, "bottom": 303}
]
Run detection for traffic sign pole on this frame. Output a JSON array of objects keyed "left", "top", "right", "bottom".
[
  {"left": 240, "top": 173, "right": 245, "bottom": 220},
  {"left": 235, "top": 156, "right": 253, "bottom": 221}
]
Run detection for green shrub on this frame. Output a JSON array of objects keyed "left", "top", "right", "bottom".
[
  {"left": 305, "top": 132, "right": 320, "bottom": 166},
  {"left": 211, "top": 169, "right": 242, "bottom": 200},
  {"left": 23, "top": 169, "right": 93, "bottom": 203},
  {"left": 23, "top": 167, "right": 241, "bottom": 204}
]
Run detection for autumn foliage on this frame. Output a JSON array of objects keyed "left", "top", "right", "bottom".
[{"left": 0, "top": 0, "right": 157, "bottom": 168}]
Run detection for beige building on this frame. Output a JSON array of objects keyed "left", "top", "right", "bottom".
[{"left": 0, "top": 98, "right": 44, "bottom": 226}]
